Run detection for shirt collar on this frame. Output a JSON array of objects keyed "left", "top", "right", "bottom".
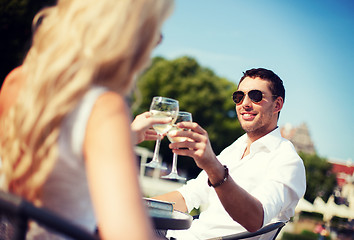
[{"left": 245, "top": 127, "right": 282, "bottom": 153}]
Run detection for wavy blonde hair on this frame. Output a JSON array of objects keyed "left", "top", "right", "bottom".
[{"left": 0, "top": 0, "right": 173, "bottom": 204}]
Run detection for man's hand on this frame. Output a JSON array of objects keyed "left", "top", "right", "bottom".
[{"left": 167, "top": 122, "right": 218, "bottom": 171}]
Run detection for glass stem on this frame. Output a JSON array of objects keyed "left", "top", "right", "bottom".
[
  {"left": 152, "top": 134, "right": 162, "bottom": 162},
  {"left": 171, "top": 153, "right": 178, "bottom": 173}
]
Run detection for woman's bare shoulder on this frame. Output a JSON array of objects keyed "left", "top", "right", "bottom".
[{"left": 89, "top": 91, "right": 130, "bottom": 122}]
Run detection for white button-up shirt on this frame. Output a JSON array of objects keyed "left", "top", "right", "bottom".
[{"left": 167, "top": 128, "right": 306, "bottom": 240}]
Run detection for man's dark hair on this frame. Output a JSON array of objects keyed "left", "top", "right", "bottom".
[{"left": 239, "top": 68, "right": 285, "bottom": 102}]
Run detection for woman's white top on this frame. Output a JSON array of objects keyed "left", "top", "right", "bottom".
[{"left": 27, "top": 86, "right": 107, "bottom": 239}]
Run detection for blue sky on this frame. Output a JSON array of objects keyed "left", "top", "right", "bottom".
[{"left": 153, "top": 0, "right": 354, "bottom": 163}]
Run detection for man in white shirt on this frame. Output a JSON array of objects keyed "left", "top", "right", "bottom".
[{"left": 156, "top": 68, "right": 306, "bottom": 240}]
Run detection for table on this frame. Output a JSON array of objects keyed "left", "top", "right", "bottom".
[{"left": 149, "top": 208, "right": 192, "bottom": 230}]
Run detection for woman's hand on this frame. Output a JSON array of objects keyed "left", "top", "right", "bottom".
[{"left": 131, "top": 112, "right": 171, "bottom": 144}]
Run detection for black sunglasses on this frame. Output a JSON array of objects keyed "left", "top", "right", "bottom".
[{"left": 232, "top": 90, "right": 277, "bottom": 104}]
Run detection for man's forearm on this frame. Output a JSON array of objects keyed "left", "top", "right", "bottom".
[
  {"left": 216, "top": 177, "right": 264, "bottom": 232},
  {"left": 205, "top": 164, "right": 264, "bottom": 232},
  {"left": 153, "top": 191, "right": 188, "bottom": 213}
]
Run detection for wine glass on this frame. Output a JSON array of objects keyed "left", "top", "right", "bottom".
[
  {"left": 143, "top": 96, "right": 179, "bottom": 169},
  {"left": 161, "top": 111, "right": 192, "bottom": 181}
]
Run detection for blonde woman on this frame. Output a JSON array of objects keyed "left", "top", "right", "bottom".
[{"left": 0, "top": 0, "right": 174, "bottom": 239}]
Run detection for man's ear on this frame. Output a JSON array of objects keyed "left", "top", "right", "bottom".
[{"left": 274, "top": 96, "right": 284, "bottom": 114}]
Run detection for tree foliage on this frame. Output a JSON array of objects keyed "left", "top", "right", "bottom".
[
  {"left": 299, "top": 152, "right": 337, "bottom": 203},
  {"left": 132, "top": 56, "right": 244, "bottom": 178}
]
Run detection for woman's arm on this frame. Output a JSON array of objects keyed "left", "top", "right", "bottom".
[{"left": 84, "top": 92, "right": 154, "bottom": 240}]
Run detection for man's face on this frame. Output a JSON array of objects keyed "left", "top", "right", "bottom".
[{"left": 235, "top": 77, "right": 280, "bottom": 139}]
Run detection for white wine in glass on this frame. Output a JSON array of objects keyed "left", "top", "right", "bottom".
[
  {"left": 143, "top": 97, "right": 179, "bottom": 169},
  {"left": 161, "top": 111, "right": 192, "bottom": 180}
]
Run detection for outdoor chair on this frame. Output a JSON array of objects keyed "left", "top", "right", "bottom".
[
  {"left": 0, "top": 190, "right": 99, "bottom": 240},
  {"left": 207, "top": 221, "right": 287, "bottom": 240}
]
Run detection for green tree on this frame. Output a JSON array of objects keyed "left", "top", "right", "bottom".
[
  {"left": 132, "top": 56, "right": 244, "bottom": 178},
  {"left": 300, "top": 152, "right": 337, "bottom": 203}
]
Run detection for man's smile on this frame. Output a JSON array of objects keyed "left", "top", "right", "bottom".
[{"left": 240, "top": 112, "right": 257, "bottom": 121}]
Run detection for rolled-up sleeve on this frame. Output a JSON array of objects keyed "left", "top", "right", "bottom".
[
  {"left": 177, "top": 170, "right": 210, "bottom": 213},
  {"left": 251, "top": 147, "right": 306, "bottom": 225}
]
